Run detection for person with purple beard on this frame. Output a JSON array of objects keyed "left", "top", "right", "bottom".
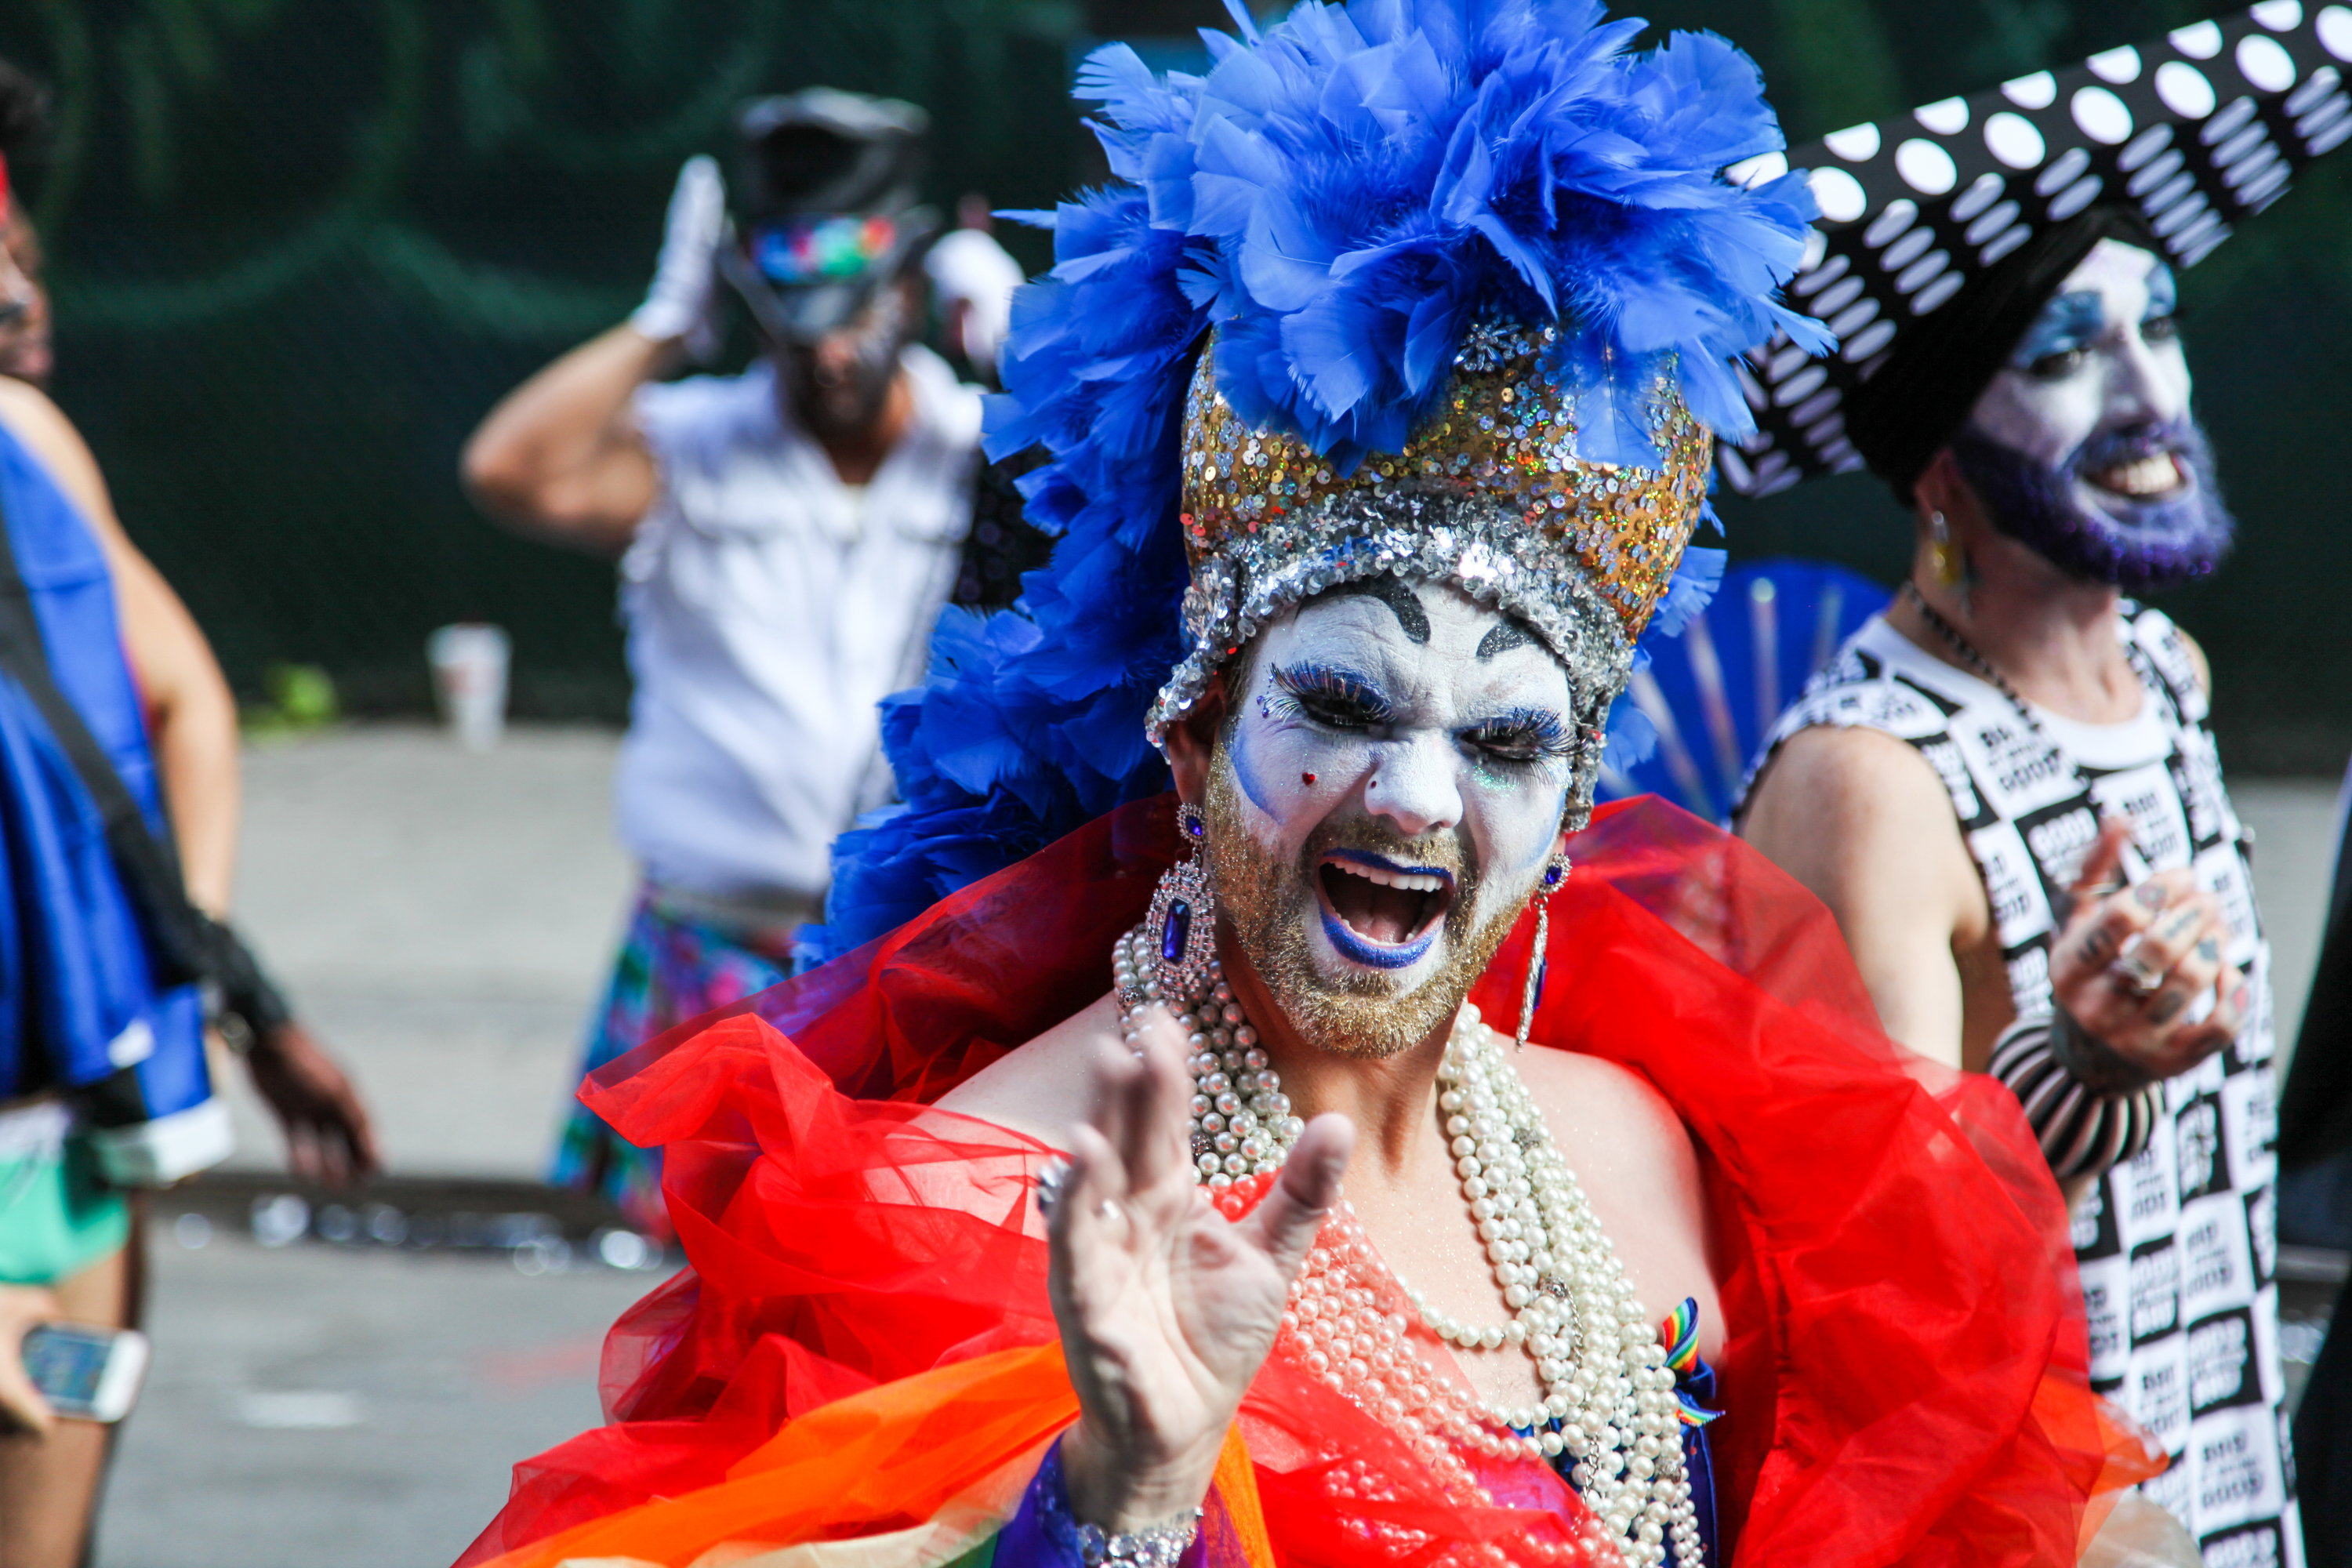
[{"left": 1737, "top": 200, "right": 2284, "bottom": 1559}]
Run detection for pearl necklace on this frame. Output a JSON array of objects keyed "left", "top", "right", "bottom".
[{"left": 1111, "top": 929, "right": 1704, "bottom": 1568}]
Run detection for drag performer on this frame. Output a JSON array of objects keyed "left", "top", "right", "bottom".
[
  {"left": 463, "top": 91, "right": 985, "bottom": 1232},
  {"left": 463, "top": 5, "right": 2167, "bottom": 1565},
  {"left": 1732, "top": 7, "right": 2352, "bottom": 1556}
]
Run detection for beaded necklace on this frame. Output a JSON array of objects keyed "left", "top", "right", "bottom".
[
  {"left": 1900, "top": 579, "right": 2154, "bottom": 846},
  {"left": 1901, "top": 580, "right": 2051, "bottom": 745},
  {"left": 1112, "top": 928, "right": 1703, "bottom": 1568}
]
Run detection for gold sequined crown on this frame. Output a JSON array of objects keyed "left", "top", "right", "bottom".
[{"left": 1151, "top": 321, "right": 1715, "bottom": 775}]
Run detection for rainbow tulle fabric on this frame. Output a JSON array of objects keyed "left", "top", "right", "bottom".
[{"left": 460, "top": 798, "right": 2161, "bottom": 1568}]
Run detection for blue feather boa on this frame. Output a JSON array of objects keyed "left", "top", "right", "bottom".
[{"left": 811, "top": 0, "right": 1824, "bottom": 961}]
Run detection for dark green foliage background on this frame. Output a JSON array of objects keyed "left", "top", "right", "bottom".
[{"left": 0, "top": 0, "right": 2343, "bottom": 767}]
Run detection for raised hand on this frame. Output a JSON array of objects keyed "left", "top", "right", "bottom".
[
  {"left": 1049, "top": 1004, "right": 1352, "bottom": 1532},
  {"left": 2049, "top": 820, "right": 2247, "bottom": 1083},
  {"left": 630, "top": 154, "right": 728, "bottom": 363},
  {"left": 245, "top": 1020, "right": 382, "bottom": 1185}
]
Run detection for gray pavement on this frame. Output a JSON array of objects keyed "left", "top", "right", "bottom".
[
  {"left": 85, "top": 722, "right": 2350, "bottom": 1566},
  {"left": 216, "top": 724, "right": 637, "bottom": 1179},
  {"left": 96, "top": 1226, "right": 650, "bottom": 1568},
  {"left": 100, "top": 723, "right": 643, "bottom": 1568},
  {"left": 211, "top": 727, "right": 2348, "bottom": 1185}
]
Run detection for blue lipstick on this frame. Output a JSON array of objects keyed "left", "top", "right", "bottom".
[{"left": 1316, "top": 850, "right": 1452, "bottom": 970}]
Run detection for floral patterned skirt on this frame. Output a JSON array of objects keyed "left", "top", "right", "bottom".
[{"left": 548, "top": 887, "right": 799, "bottom": 1237}]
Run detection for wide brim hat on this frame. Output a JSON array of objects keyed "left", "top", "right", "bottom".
[{"left": 1719, "top": 2, "right": 2352, "bottom": 497}]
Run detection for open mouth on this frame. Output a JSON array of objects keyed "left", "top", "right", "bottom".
[
  {"left": 1316, "top": 849, "right": 1454, "bottom": 969},
  {"left": 2085, "top": 452, "right": 2185, "bottom": 500}
]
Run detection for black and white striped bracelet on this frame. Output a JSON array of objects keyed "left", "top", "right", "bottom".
[{"left": 1987, "top": 1012, "right": 2161, "bottom": 1181}]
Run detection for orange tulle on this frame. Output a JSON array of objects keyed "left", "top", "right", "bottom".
[
  {"left": 474, "top": 1344, "right": 1073, "bottom": 1567},
  {"left": 459, "top": 795, "right": 2159, "bottom": 1568}
]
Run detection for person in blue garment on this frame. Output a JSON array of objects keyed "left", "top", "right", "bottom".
[{"left": 0, "top": 84, "right": 376, "bottom": 1566}]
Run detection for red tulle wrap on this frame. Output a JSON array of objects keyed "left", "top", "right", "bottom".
[{"left": 460, "top": 797, "right": 2157, "bottom": 1568}]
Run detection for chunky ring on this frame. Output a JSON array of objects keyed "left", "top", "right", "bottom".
[
  {"left": 2108, "top": 949, "right": 2168, "bottom": 998},
  {"left": 1035, "top": 1159, "right": 1071, "bottom": 1219}
]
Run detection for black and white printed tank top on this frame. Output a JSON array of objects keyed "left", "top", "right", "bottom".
[{"left": 1742, "top": 605, "right": 2297, "bottom": 1564}]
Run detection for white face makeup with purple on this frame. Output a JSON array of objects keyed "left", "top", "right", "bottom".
[
  {"left": 1217, "top": 577, "right": 1576, "bottom": 1002},
  {"left": 1951, "top": 236, "right": 2234, "bottom": 590},
  {"left": 1972, "top": 238, "right": 2190, "bottom": 496}
]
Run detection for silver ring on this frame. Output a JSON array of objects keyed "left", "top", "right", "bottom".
[
  {"left": 2109, "top": 952, "right": 2168, "bottom": 998},
  {"left": 1035, "top": 1159, "right": 1071, "bottom": 1218}
]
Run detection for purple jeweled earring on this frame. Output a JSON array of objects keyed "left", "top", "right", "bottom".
[
  {"left": 1516, "top": 856, "right": 1570, "bottom": 1051},
  {"left": 1146, "top": 802, "right": 1219, "bottom": 1001}
]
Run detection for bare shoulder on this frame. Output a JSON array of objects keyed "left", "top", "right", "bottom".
[
  {"left": 1512, "top": 1043, "right": 1699, "bottom": 1199},
  {"left": 1512, "top": 1035, "right": 1722, "bottom": 1357},
  {"left": 1743, "top": 723, "right": 1953, "bottom": 843},
  {"left": 1740, "top": 724, "right": 1977, "bottom": 918},
  {"left": 933, "top": 992, "right": 1121, "bottom": 1152},
  {"left": 0, "top": 377, "right": 113, "bottom": 528}
]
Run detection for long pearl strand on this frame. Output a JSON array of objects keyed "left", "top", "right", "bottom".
[{"left": 1110, "top": 929, "right": 1704, "bottom": 1567}]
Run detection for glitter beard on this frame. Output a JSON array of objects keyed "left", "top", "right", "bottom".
[
  {"left": 1203, "top": 737, "right": 1535, "bottom": 1062},
  {"left": 1949, "top": 416, "right": 2237, "bottom": 593}
]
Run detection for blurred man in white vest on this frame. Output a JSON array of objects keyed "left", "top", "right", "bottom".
[{"left": 463, "top": 90, "right": 982, "bottom": 1232}]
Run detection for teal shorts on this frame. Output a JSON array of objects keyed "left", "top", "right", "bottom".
[{"left": 0, "top": 1136, "right": 130, "bottom": 1286}]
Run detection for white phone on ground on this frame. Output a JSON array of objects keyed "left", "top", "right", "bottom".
[{"left": 21, "top": 1323, "right": 149, "bottom": 1423}]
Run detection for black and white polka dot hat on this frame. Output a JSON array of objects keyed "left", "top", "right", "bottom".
[{"left": 1719, "top": 2, "right": 2352, "bottom": 497}]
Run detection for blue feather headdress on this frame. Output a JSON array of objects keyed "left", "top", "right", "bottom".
[{"left": 811, "top": 0, "right": 1824, "bottom": 961}]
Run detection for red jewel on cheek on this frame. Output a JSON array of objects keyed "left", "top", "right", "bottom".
[{"left": 1302, "top": 772, "right": 1317, "bottom": 786}]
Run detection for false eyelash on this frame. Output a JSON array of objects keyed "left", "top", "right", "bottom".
[
  {"left": 1459, "top": 707, "right": 1577, "bottom": 766},
  {"left": 1265, "top": 662, "right": 1395, "bottom": 729}
]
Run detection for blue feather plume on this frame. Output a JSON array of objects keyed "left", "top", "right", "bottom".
[{"left": 811, "top": 0, "right": 1823, "bottom": 959}]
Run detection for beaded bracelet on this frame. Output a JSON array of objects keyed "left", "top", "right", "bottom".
[
  {"left": 1988, "top": 1012, "right": 2161, "bottom": 1181},
  {"left": 1030, "top": 1439, "right": 1203, "bottom": 1568}
]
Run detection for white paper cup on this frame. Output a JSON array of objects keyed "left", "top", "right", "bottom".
[{"left": 426, "top": 623, "right": 510, "bottom": 751}]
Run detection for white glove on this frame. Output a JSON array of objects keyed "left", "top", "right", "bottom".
[{"left": 631, "top": 154, "right": 727, "bottom": 361}]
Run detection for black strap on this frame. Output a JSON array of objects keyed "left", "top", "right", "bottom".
[{"left": 0, "top": 491, "right": 289, "bottom": 1040}]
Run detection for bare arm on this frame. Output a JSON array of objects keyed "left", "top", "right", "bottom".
[
  {"left": 0, "top": 380, "right": 380, "bottom": 1180},
  {"left": 1739, "top": 725, "right": 1985, "bottom": 1068},
  {"left": 0, "top": 379, "right": 239, "bottom": 913},
  {"left": 459, "top": 324, "right": 673, "bottom": 557}
]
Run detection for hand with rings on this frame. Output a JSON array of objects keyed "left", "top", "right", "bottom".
[
  {"left": 2048, "top": 819, "right": 2249, "bottom": 1083},
  {"left": 1040, "top": 1002, "right": 1352, "bottom": 1537}
]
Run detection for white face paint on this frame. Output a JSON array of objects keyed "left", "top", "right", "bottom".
[
  {"left": 1207, "top": 579, "right": 1573, "bottom": 1044},
  {"left": 1969, "top": 238, "right": 2191, "bottom": 499}
]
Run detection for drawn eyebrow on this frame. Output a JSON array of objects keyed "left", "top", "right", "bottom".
[
  {"left": 1321, "top": 575, "right": 1430, "bottom": 644},
  {"left": 2143, "top": 263, "right": 2179, "bottom": 320},
  {"left": 1476, "top": 617, "right": 1537, "bottom": 662}
]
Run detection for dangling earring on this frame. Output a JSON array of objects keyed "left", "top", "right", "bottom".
[
  {"left": 1146, "top": 802, "right": 1219, "bottom": 1001},
  {"left": 1516, "top": 857, "right": 1570, "bottom": 1051},
  {"left": 1928, "top": 510, "right": 1964, "bottom": 587},
  {"left": 1928, "top": 510, "right": 1976, "bottom": 617}
]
